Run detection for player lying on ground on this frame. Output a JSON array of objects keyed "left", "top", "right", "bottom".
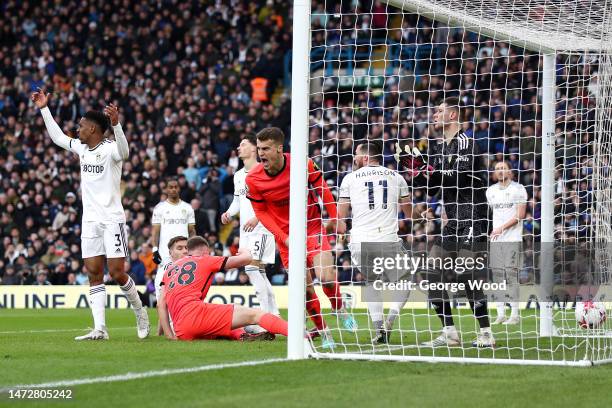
[
  {"left": 157, "top": 236, "right": 288, "bottom": 341},
  {"left": 152, "top": 177, "right": 196, "bottom": 334},
  {"left": 32, "top": 89, "right": 149, "bottom": 341},
  {"left": 156, "top": 235, "right": 189, "bottom": 338},
  {"left": 221, "top": 135, "right": 280, "bottom": 334},
  {"left": 245, "top": 127, "right": 356, "bottom": 349},
  {"left": 486, "top": 160, "right": 527, "bottom": 325},
  {"left": 396, "top": 96, "right": 494, "bottom": 347},
  {"left": 338, "top": 140, "right": 413, "bottom": 344}
]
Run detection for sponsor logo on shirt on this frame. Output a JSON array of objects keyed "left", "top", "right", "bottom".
[
  {"left": 492, "top": 203, "right": 514, "bottom": 209},
  {"left": 81, "top": 164, "right": 105, "bottom": 173},
  {"left": 164, "top": 218, "right": 188, "bottom": 224}
]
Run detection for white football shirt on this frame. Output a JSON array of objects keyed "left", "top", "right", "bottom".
[
  {"left": 233, "top": 168, "right": 272, "bottom": 236},
  {"left": 70, "top": 139, "right": 126, "bottom": 223},
  {"left": 152, "top": 200, "right": 195, "bottom": 260},
  {"left": 339, "top": 166, "right": 409, "bottom": 243},
  {"left": 486, "top": 181, "right": 528, "bottom": 242}
]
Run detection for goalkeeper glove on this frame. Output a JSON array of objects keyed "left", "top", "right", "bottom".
[
  {"left": 394, "top": 142, "right": 433, "bottom": 177},
  {"left": 152, "top": 247, "right": 162, "bottom": 264}
]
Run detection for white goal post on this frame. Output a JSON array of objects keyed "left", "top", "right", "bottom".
[{"left": 288, "top": 0, "right": 612, "bottom": 365}]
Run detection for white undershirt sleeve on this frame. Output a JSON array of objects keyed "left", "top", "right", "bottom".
[{"left": 40, "top": 107, "right": 74, "bottom": 152}]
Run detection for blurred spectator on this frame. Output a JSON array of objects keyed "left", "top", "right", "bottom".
[
  {"left": 128, "top": 251, "right": 146, "bottom": 285},
  {"left": 1, "top": 265, "right": 22, "bottom": 285},
  {"left": 66, "top": 272, "right": 77, "bottom": 285},
  {"left": 138, "top": 244, "right": 157, "bottom": 279},
  {"left": 213, "top": 272, "right": 225, "bottom": 286},
  {"left": 75, "top": 268, "right": 89, "bottom": 285},
  {"left": 33, "top": 270, "right": 51, "bottom": 286},
  {"left": 200, "top": 169, "right": 221, "bottom": 233}
]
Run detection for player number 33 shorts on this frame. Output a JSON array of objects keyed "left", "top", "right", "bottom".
[{"left": 81, "top": 222, "right": 130, "bottom": 259}]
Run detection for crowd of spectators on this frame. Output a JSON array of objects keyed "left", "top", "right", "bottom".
[
  {"left": 0, "top": 0, "right": 600, "bottom": 287},
  {"left": 0, "top": 0, "right": 292, "bottom": 286}
]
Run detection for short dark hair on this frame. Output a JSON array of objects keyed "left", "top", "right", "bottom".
[
  {"left": 244, "top": 133, "right": 257, "bottom": 146},
  {"left": 442, "top": 97, "right": 462, "bottom": 122},
  {"left": 167, "top": 236, "right": 188, "bottom": 251},
  {"left": 256, "top": 127, "right": 284, "bottom": 146},
  {"left": 165, "top": 177, "right": 179, "bottom": 185},
  {"left": 83, "top": 111, "right": 110, "bottom": 133},
  {"left": 187, "top": 236, "right": 209, "bottom": 251},
  {"left": 356, "top": 140, "right": 383, "bottom": 162}
]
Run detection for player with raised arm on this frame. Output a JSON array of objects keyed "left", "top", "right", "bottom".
[
  {"left": 245, "top": 127, "right": 356, "bottom": 349},
  {"left": 31, "top": 89, "right": 149, "bottom": 340},
  {"left": 487, "top": 160, "right": 527, "bottom": 325},
  {"left": 338, "top": 141, "right": 413, "bottom": 344},
  {"left": 396, "top": 96, "right": 494, "bottom": 348},
  {"left": 152, "top": 177, "right": 196, "bottom": 334},
  {"left": 156, "top": 235, "right": 189, "bottom": 340},
  {"left": 157, "top": 236, "right": 288, "bottom": 341},
  {"left": 221, "top": 135, "right": 279, "bottom": 333}
]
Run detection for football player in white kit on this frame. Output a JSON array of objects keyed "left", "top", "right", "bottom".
[
  {"left": 486, "top": 160, "right": 527, "bottom": 325},
  {"left": 151, "top": 177, "right": 196, "bottom": 334},
  {"left": 32, "top": 89, "right": 149, "bottom": 340},
  {"left": 338, "top": 141, "right": 413, "bottom": 343},
  {"left": 221, "top": 135, "right": 279, "bottom": 331},
  {"left": 156, "top": 235, "right": 189, "bottom": 340}
]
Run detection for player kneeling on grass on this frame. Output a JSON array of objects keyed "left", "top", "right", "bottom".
[{"left": 157, "top": 236, "right": 288, "bottom": 341}]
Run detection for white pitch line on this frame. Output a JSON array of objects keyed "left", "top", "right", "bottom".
[
  {"left": 0, "top": 358, "right": 287, "bottom": 392},
  {"left": 0, "top": 327, "right": 134, "bottom": 335}
]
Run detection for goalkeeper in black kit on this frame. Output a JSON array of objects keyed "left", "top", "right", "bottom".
[{"left": 396, "top": 96, "right": 494, "bottom": 348}]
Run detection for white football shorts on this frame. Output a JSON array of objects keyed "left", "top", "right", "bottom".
[
  {"left": 240, "top": 232, "right": 275, "bottom": 265},
  {"left": 155, "top": 259, "right": 173, "bottom": 300},
  {"left": 81, "top": 222, "right": 129, "bottom": 259}
]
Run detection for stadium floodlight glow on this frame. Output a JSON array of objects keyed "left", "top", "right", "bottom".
[{"left": 290, "top": 0, "right": 612, "bottom": 365}]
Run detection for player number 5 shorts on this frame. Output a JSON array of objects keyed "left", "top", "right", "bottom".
[{"left": 240, "top": 233, "right": 275, "bottom": 265}]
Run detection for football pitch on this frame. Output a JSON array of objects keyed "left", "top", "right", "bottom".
[{"left": 1, "top": 309, "right": 612, "bottom": 407}]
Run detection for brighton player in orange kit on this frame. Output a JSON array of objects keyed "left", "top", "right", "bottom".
[
  {"left": 245, "top": 127, "right": 357, "bottom": 349},
  {"left": 157, "top": 236, "right": 288, "bottom": 341}
]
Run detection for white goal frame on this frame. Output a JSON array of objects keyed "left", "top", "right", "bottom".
[{"left": 287, "top": 0, "right": 612, "bottom": 365}]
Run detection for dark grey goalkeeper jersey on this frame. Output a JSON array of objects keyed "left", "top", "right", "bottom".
[{"left": 415, "top": 131, "right": 489, "bottom": 240}]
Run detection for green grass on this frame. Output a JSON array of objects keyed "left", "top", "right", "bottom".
[{"left": 1, "top": 309, "right": 612, "bottom": 408}]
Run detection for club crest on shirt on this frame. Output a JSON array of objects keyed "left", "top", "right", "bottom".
[{"left": 96, "top": 153, "right": 102, "bottom": 162}]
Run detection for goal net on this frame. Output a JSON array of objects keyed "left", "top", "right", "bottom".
[{"left": 289, "top": 0, "right": 612, "bottom": 365}]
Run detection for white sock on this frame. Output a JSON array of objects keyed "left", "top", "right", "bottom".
[
  {"left": 509, "top": 302, "right": 520, "bottom": 318},
  {"left": 481, "top": 327, "right": 492, "bottom": 335},
  {"left": 496, "top": 302, "right": 505, "bottom": 317},
  {"left": 443, "top": 325, "right": 458, "bottom": 337},
  {"left": 120, "top": 276, "right": 142, "bottom": 312},
  {"left": 367, "top": 302, "right": 384, "bottom": 328},
  {"left": 245, "top": 265, "right": 271, "bottom": 312},
  {"left": 386, "top": 296, "right": 409, "bottom": 330},
  {"left": 89, "top": 284, "right": 106, "bottom": 331},
  {"left": 261, "top": 269, "right": 279, "bottom": 315}
]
